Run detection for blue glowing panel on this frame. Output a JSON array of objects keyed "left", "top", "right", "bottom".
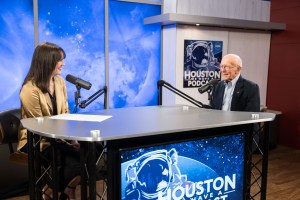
[
  {"left": 109, "top": 1, "right": 161, "bottom": 108},
  {"left": 38, "top": 0, "right": 105, "bottom": 113},
  {"left": 120, "top": 133, "right": 245, "bottom": 200},
  {"left": 0, "top": 0, "right": 34, "bottom": 111}
]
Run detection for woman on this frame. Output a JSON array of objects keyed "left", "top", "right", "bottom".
[{"left": 17, "top": 42, "right": 80, "bottom": 199}]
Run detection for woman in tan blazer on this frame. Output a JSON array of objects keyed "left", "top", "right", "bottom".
[{"left": 17, "top": 42, "right": 80, "bottom": 200}]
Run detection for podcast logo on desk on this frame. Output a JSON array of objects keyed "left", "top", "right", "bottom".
[
  {"left": 183, "top": 40, "right": 223, "bottom": 88},
  {"left": 120, "top": 134, "right": 244, "bottom": 200}
]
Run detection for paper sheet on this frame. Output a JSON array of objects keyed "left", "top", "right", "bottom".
[{"left": 49, "top": 114, "right": 112, "bottom": 122}]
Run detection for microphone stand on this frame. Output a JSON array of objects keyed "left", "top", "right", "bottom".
[
  {"left": 157, "top": 80, "right": 211, "bottom": 109},
  {"left": 79, "top": 86, "right": 107, "bottom": 109},
  {"left": 73, "top": 85, "right": 82, "bottom": 113},
  {"left": 207, "top": 88, "right": 213, "bottom": 106}
]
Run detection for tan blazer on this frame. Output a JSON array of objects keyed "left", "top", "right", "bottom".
[{"left": 17, "top": 76, "right": 69, "bottom": 152}]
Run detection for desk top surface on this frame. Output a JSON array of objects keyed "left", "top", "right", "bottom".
[{"left": 21, "top": 105, "right": 275, "bottom": 141}]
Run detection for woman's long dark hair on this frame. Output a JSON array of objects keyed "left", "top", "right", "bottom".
[{"left": 22, "top": 42, "right": 66, "bottom": 93}]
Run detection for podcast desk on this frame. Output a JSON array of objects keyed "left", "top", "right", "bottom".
[{"left": 21, "top": 105, "right": 275, "bottom": 200}]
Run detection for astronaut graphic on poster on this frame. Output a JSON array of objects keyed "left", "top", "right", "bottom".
[{"left": 184, "top": 40, "right": 223, "bottom": 88}]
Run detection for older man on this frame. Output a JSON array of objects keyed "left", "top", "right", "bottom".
[{"left": 211, "top": 54, "right": 260, "bottom": 112}]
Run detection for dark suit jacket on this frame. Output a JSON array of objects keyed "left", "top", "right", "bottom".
[{"left": 211, "top": 75, "right": 260, "bottom": 112}]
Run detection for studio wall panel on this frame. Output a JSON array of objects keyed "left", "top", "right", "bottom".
[
  {"left": 270, "top": 0, "right": 300, "bottom": 11},
  {"left": 268, "top": 0, "right": 300, "bottom": 148},
  {"left": 0, "top": 0, "right": 34, "bottom": 111},
  {"left": 162, "top": 24, "right": 177, "bottom": 106},
  {"left": 175, "top": 0, "right": 270, "bottom": 21},
  {"left": 38, "top": 0, "right": 106, "bottom": 113},
  {"left": 228, "top": 30, "right": 271, "bottom": 106},
  {"left": 108, "top": 0, "right": 161, "bottom": 108}
]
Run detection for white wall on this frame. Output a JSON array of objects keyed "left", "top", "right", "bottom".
[
  {"left": 228, "top": 30, "right": 271, "bottom": 105},
  {"left": 162, "top": 24, "right": 178, "bottom": 105}
]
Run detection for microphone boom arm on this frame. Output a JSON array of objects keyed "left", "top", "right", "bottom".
[
  {"left": 79, "top": 86, "right": 107, "bottom": 109},
  {"left": 157, "top": 80, "right": 211, "bottom": 109}
]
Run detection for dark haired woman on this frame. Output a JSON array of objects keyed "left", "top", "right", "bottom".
[{"left": 17, "top": 42, "right": 80, "bottom": 199}]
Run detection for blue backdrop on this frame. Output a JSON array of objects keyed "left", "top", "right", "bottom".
[{"left": 0, "top": 0, "right": 161, "bottom": 112}]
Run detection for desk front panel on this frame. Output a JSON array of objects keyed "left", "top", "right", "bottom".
[{"left": 107, "top": 124, "right": 252, "bottom": 200}]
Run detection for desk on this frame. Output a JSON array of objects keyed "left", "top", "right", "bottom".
[{"left": 21, "top": 105, "right": 275, "bottom": 200}]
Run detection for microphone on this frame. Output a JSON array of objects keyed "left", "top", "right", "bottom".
[
  {"left": 198, "top": 79, "right": 220, "bottom": 94},
  {"left": 66, "top": 74, "right": 92, "bottom": 90}
]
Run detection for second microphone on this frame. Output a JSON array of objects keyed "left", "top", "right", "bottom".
[
  {"left": 66, "top": 74, "right": 92, "bottom": 90},
  {"left": 198, "top": 79, "right": 220, "bottom": 94}
]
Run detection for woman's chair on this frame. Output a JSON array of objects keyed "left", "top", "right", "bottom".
[
  {"left": 0, "top": 108, "right": 28, "bottom": 164},
  {"left": 0, "top": 108, "right": 28, "bottom": 199}
]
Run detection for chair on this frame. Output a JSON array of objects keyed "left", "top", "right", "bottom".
[
  {"left": 0, "top": 108, "right": 28, "bottom": 199},
  {"left": 0, "top": 108, "right": 28, "bottom": 164}
]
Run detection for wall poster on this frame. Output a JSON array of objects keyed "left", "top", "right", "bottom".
[{"left": 183, "top": 40, "right": 223, "bottom": 88}]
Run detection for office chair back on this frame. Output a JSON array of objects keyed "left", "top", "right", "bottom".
[
  {"left": 0, "top": 108, "right": 20, "bottom": 153},
  {"left": 0, "top": 108, "right": 28, "bottom": 165}
]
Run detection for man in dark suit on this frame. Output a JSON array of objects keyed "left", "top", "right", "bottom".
[
  {"left": 211, "top": 54, "right": 260, "bottom": 152},
  {"left": 211, "top": 54, "right": 260, "bottom": 112}
]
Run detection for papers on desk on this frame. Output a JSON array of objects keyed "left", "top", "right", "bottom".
[{"left": 49, "top": 114, "right": 112, "bottom": 122}]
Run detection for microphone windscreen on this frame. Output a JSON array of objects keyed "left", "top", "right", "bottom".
[
  {"left": 198, "top": 79, "right": 220, "bottom": 94},
  {"left": 209, "top": 79, "right": 220, "bottom": 86},
  {"left": 66, "top": 74, "right": 77, "bottom": 84},
  {"left": 65, "top": 74, "right": 92, "bottom": 90}
]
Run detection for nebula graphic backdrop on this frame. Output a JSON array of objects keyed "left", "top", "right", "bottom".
[
  {"left": 0, "top": 0, "right": 34, "bottom": 111},
  {"left": 0, "top": 0, "right": 161, "bottom": 112}
]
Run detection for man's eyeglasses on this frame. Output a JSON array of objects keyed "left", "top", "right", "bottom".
[{"left": 220, "top": 65, "right": 237, "bottom": 70}]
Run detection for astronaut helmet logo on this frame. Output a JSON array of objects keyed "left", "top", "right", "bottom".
[
  {"left": 185, "top": 41, "right": 220, "bottom": 71},
  {"left": 124, "top": 149, "right": 188, "bottom": 200}
]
